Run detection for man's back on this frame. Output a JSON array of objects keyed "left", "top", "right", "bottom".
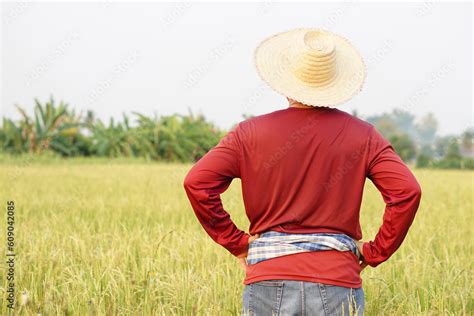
[
  {"left": 184, "top": 106, "right": 422, "bottom": 287},
  {"left": 238, "top": 106, "right": 371, "bottom": 239}
]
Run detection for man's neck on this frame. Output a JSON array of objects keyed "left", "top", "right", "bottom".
[{"left": 288, "top": 100, "right": 313, "bottom": 109}]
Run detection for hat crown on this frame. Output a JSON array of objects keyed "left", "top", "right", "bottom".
[
  {"left": 292, "top": 30, "right": 337, "bottom": 87},
  {"left": 304, "top": 31, "right": 335, "bottom": 55}
]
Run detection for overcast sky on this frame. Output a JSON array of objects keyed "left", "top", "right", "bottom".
[{"left": 1, "top": 1, "right": 472, "bottom": 135}]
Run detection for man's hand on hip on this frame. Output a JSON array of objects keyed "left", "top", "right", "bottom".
[
  {"left": 355, "top": 240, "right": 368, "bottom": 271},
  {"left": 238, "top": 233, "right": 260, "bottom": 272}
]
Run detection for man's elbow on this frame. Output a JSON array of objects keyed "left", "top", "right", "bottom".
[
  {"left": 408, "top": 180, "right": 422, "bottom": 204},
  {"left": 395, "top": 178, "right": 422, "bottom": 206},
  {"left": 183, "top": 171, "right": 195, "bottom": 191}
]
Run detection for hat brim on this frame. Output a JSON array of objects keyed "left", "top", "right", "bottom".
[{"left": 254, "top": 28, "right": 366, "bottom": 107}]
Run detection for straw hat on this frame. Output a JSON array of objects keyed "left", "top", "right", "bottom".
[{"left": 254, "top": 28, "right": 366, "bottom": 107}]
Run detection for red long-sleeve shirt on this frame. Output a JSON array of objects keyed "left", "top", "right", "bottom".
[{"left": 183, "top": 106, "right": 422, "bottom": 287}]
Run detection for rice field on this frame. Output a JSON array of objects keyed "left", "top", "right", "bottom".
[{"left": 0, "top": 157, "right": 472, "bottom": 315}]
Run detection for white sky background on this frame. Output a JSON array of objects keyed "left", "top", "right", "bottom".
[{"left": 1, "top": 1, "right": 472, "bottom": 135}]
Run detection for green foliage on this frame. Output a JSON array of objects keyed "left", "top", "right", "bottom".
[
  {"left": 367, "top": 109, "right": 473, "bottom": 169},
  {"left": 416, "top": 113, "right": 438, "bottom": 145},
  {"left": 434, "top": 136, "right": 452, "bottom": 159},
  {"left": 0, "top": 97, "right": 471, "bottom": 169},
  {"left": 460, "top": 127, "right": 473, "bottom": 157},
  {"left": 417, "top": 136, "right": 473, "bottom": 170},
  {"left": 389, "top": 133, "right": 417, "bottom": 162},
  {"left": 4, "top": 96, "right": 84, "bottom": 156},
  {"left": 416, "top": 153, "right": 433, "bottom": 168},
  {"left": 431, "top": 138, "right": 474, "bottom": 169},
  {"left": 0, "top": 118, "right": 26, "bottom": 153},
  {"left": 462, "top": 158, "right": 474, "bottom": 169},
  {"left": 0, "top": 98, "right": 223, "bottom": 162},
  {"left": 90, "top": 115, "right": 137, "bottom": 158},
  {"left": 367, "top": 109, "right": 418, "bottom": 140},
  {"left": 433, "top": 158, "right": 461, "bottom": 169},
  {"left": 444, "top": 139, "right": 462, "bottom": 160}
]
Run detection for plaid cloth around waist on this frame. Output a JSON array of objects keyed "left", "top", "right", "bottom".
[{"left": 246, "top": 231, "right": 361, "bottom": 265}]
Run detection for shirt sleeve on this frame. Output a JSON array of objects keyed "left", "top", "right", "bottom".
[
  {"left": 362, "top": 126, "right": 422, "bottom": 267},
  {"left": 183, "top": 122, "right": 250, "bottom": 257}
]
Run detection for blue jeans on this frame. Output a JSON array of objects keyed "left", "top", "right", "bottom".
[{"left": 242, "top": 280, "right": 364, "bottom": 315}]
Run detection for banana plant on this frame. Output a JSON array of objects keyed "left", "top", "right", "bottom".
[
  {"left": 0, "top": 118, "right": 25, "bottom": 153},
  {"left": 0, "top": 96, "right": 225, "bottom": 161},
  {"left": 14, "top": 96, "right": 82, "bottom": 155},
  {"left": 90, "top": 114, "right": 139, "bottom": 157}
]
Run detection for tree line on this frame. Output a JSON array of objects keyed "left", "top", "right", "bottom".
[
  {"left": 360, "top": 109, "right": 473, "bottom": 169},
  {"left": 1, "top": 97, "right": 472, "bottom": 169},
  {"left": 0, "top": 97, "right": 222, "bottom": 162}
]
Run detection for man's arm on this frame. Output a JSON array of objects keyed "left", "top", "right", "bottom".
[
  {"left": 362, "top": 126, "right": 422, "bottom": 267},
  {"left": 183, "top": 123, "right": 250, "bottom": 257}
]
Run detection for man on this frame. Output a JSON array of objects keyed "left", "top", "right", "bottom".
[{"left": 183, "top": 28, "right": 422, "bottom": 315}]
